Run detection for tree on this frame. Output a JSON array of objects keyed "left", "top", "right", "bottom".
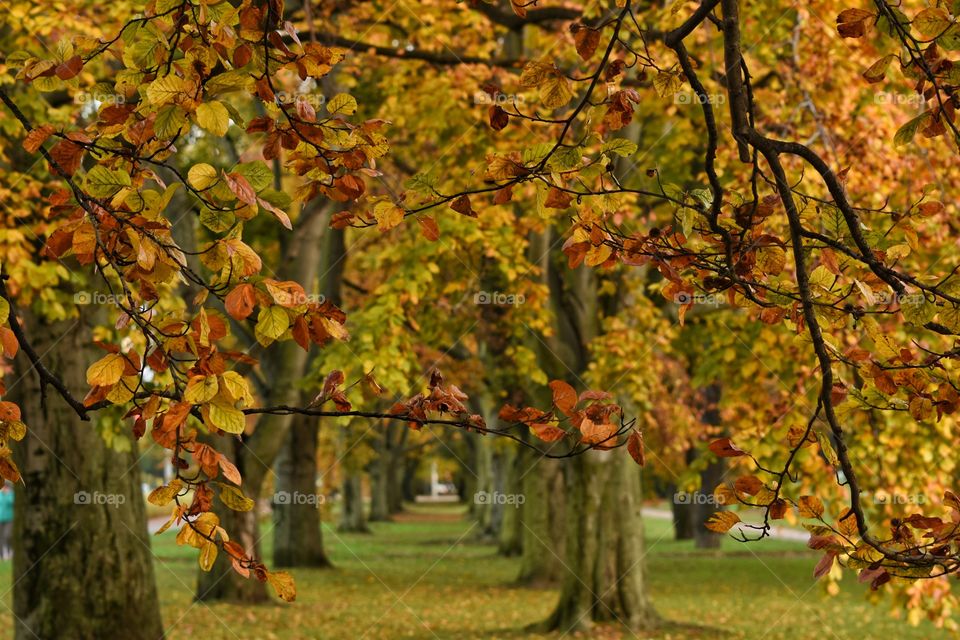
[{"left": 5, "top": 0, "right": 960, "bottom": 632}]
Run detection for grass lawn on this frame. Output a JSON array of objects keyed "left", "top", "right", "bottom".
[{"left": 0, "top": 503, "right": 946, "bottom": 639}]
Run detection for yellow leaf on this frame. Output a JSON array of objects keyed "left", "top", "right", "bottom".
[
  {"left": 206, "top": 402, "right": 246, "bottom": 434},
  {"left": 705, "top": 510, "right": 740, "bottom": 533},
  {"left": 326, "top": 93, "right": 357, "bottom": 115},
  {"left": 199, "top": 540, "right": 218, "bottom": 571},
  {"left": 756, "top": 246, "right": 786, "bottom": 276},
  {"left": 319, "top": 316, "right": 349, "bottom": 341},
  {"left": 184, "top": 374, "right": 219, "bottom": 404},
  {"left": 798, "top": 495, "right": 825, "bottom": 518},
  {"left": 218, "top": 484, "right": 255, "bottom": 511},
  {"left": 219, "top": 371, "right": 252, "bottom": 406},
  {"left": 540, "top": 73, "right": 573, "bottom": 110},
  {"left": 146, "top": 74, "right": 186, "bottom": 106},
  {"left": 196, "top": 101, "right": 231, "bottom": 136},
  {"left": 266, "top": 570, "right": 297, "bottom": 602},
  {"left": 374, "top": 201, "right": 404, "bottom": 232},
  {"left": 255, "top": 306, "right": 290, "bottom": 345},
  {"left": 188, "top": 163, "right": 219, "bottom": 190},
  {"left": 519, "top": 60, "right": 553, "bottom": 87},
  {"left": 148, "top": 479, "right": 184, "bottom": 506},
  {"left": 86, "top": 353, "right": 126, "bottom": 387}
]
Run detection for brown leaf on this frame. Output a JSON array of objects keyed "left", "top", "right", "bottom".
[
  {"left": 544, "top": 187, "right": 573, "bottom": 209},
  {"left": 708, "top": 437, "right": 748, "bottom": 458},
  {"left": 488, "top": 105, "right": 509, "bottom": 131},
  {"left": 626, "top": 430, "right": 645, "bottom": 466},
  {"left": 573, "top": 27, "right": 601, "bottom": 60},
  {"left": 450, "top": 195, "right": 476, "bottom": 217}
]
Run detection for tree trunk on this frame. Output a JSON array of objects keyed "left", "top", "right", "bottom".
[
  {"left": 535, "top": 452, "right": 658, "bottom": 634},
  {"left": 273, "top": 412, "right": 332, "bottom": 568},
  {"left": 10, "top": 315, "right": 164, "bottom": 640},
  {"left": 694, "top": 384, "right": 725, "bottom": 549},
  {"left": 339, "top": 471, "right": 369, "bottom": 533},
  {"left": 386, "top": 432, "right": 406, "bottom": 515},
  {"left": 368, "top": 444, "right": 391, "bottom": 522},
  {"left": 670, "top": 481, "right": 696, "bottom": 540},
  {"left": 516, "top": 456, "right": 563, "bottom": 585},
  {"left": 497, "top": 446, "right": 522, "bottom": 556}
]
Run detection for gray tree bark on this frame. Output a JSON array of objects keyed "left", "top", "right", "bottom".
[{"left": 10, "top": 314, "right": 164, "bottom": 640}]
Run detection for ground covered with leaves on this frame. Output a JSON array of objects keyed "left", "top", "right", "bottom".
[{"left": 0, "top": 504, "right": 943, "bottom": 639}]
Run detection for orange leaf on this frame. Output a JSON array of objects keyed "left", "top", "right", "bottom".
[
  {"left": 22, "top": 125, "right": 55, "bottom": 153},
  {"left": 549, "top": 380, "right": 577, "bottom": 416},
  {"left": 0, "top": 402, "right": 20, "bottom": 422},
  {"left": 225, "top": 283, "right": 256, "bottom": 321},
  {"left": 530, "top": 422, "right": 567, "bottom": 442},
  {"left": 418, "top": 216, "right": 440, "bottom": 241}
]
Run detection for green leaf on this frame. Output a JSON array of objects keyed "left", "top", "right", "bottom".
[
  {"left": 894, "top": 113, "right": 927, "bottom": 147},
  {"left": 601, "top": 138, "right": 638, "bottom": 157},
  {"left": 233, "top": 161, "right": 273, "bottom": 192},
  {"left": 85, "top": 165, "right": 131, "bottom": 198}
]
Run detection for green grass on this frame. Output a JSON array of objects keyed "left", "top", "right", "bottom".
[{"left": 0, "top": 504, "right": 945, "bottom": 639}]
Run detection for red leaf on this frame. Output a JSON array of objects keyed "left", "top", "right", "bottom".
[
  {"left": 813, "top": 551, "right": 837, "bottom": 579},
  {"left": 55, "top": 55, "right": 83, "bottom": 80},
  {"left": 225, "top": 173, "right": 257, "bottom": 206},
  {"left": 544, "top": 187, "right": 573, "bottom": 209},
  {"left": 708, "top": 438, "right": 748, "bottom": 458},
  {"left": 488, "top": 105, "right": 509, "bottom": 131},
  {"left": 626, "top": 430, "right": 645, "bottom": 466}
]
